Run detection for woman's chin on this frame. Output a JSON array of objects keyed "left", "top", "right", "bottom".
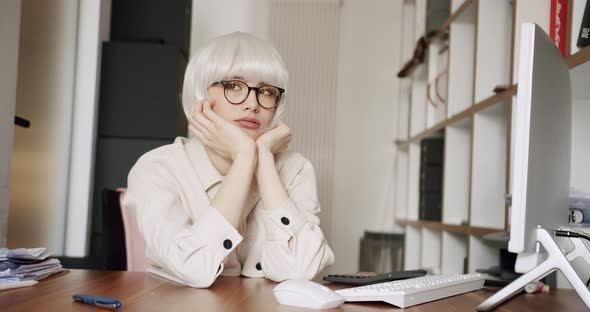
[{"left": 245, "top": 129, "right": 262, "bottom": 140}]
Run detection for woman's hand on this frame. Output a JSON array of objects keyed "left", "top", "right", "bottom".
[
  {"left": 189, "top": 100, "right": 256, "bottom": 160},
  {"left": 256, "top": 121, "right": 291, "bottom": 156}
]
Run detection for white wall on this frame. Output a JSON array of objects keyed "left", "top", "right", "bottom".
[
  {"left": 0, "top": 0, "right": 22, "bottom": 247},
  {"left": 191, "top": 0, "right": 269, "bottom": 52},
  {"left": 8, "top": 0, "right": 78, "bottom": 253},
  {"left": 268, "top": 0, "right": 341, "bottom": 245},
  {"left": 329, "top": 0, "right": 402, "bottom": 273}
]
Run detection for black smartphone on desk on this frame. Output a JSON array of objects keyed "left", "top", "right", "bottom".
[{"left": 323, "top": 269, "right": 428, "bottom": 286}]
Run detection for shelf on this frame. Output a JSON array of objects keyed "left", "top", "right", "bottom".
[
  {"left": 441, "top": 232, "right": 467, "bottom": 274},
  {"left": 442, "top": 123, "right": 472, "bottom": 225},
  {"left": 567, "top": 46, "right": 590, "bottom": 69},
  {"left": 447, "top": 0, "right": 477, "bottom": 116},
  {"left": 473, "top": 0, "right": 512, "bottom": 103},
  {"left": 470, "top": 101, "right": 509, "bottom": 230},
  {"left": 395, "top": 85, "right": 516, "bottom": 148},
  {"left": 410, "top": 66, "right": 428, "bottom": 136},
  {"left": 398, "top": 79, "right": 412, "bottom": 140},
  {"left": 394, "top": 46, "right": 587, "bottom": 148},
  {"left": 426, "top": 40, "right": 448, "bottom": 128},
  {"left": 428, "top": 0, "right": 475, "bottom": 44},
  {"left": 397, "top": 0, "right": 475, "bottom": 76},
  {"left": 407, "top": 143, "right": 421, "bottom": 220},
  {"left": 403, "top": 226, "right": 422, "bottom": 270},
  {"left": 468, "top": 236, "right": 500, "bottom": 272},
  {"left": 394, "top": 149, "right": 409, "bottom": 220},
  {"left": 421, "top": 228, "right": 442, "bottom": 274},
  {"left": 396, "top": 219, "right": 502, "bottom": 237}
]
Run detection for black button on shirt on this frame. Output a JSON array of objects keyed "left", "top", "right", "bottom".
[
  {"left": 256, "top": 263, "right": 262, "bottom": 271},
  {"left": 281, "top": 217, "right": 290, "bottom": 225},
  {"left": 223, "top": 239, "right": 232, "bottom": 249}
]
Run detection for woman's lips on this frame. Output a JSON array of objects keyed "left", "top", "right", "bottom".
[{"left": 235, "top": 120, "right": 260, "bottom": 129}]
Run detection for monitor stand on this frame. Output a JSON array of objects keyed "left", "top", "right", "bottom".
[{"left": 476, "top": 228, "right": 590, "bottom": 311}]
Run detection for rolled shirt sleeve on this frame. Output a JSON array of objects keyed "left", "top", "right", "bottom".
[
  {"left": 258, "top": 159, "right": 335, "bottom": 281},
  {"left": 125, "top": 160, "right": 242, "bottom": 288}
]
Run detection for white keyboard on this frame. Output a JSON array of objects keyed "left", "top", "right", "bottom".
[{"left": 335, "top": 273, "right": 486, "bottom": 308}]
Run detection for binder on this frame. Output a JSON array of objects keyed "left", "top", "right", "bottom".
[
  {"left": 577, "top": 0, "right": 590, "bottom": 48},
  {"left": 419, "top": 137, "right": 444, "bottom": 221}
]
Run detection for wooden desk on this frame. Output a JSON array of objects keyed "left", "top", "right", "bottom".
[{"left": 0, "top": 270, "right": 587, "bottom": 311}]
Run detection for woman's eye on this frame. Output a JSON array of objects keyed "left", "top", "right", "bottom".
[
  {"left": 228, "top": 83, "right": 241, "bottom": 90},
  {"left": 258, "top": 88, "right": 270, "bottom": 95}
]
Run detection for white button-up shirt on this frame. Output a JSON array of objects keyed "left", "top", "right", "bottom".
[{"left": 124, "top": 137, "right": 334, "bottom": 288}]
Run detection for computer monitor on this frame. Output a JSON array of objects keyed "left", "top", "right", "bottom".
[
  {"left": 477, "top": 23, "right": 590, "bottom": 311},
  {"left": 508, "top": 23, "right": 571, "bottom": 273}
]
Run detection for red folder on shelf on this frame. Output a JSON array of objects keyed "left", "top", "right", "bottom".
[{"left": 550, "top": 0, "right": 569, "bottom": 56}]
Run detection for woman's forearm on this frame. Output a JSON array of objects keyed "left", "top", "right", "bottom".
[
  {"left": 256, "top": 149, "right": 289, "bottom": 210},
  {"left": 211, "top": 148, "right": 257, "bottom": 228}
]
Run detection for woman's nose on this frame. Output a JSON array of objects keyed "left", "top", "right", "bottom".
[{"left": 243, "top": 89, "right": 260, "bottom": 111}]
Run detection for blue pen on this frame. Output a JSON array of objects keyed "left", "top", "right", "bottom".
[{"left": 73, "top": 294, "right": 122, "bottom": 309}]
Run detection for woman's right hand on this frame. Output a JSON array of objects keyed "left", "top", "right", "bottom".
[{"left": 189, "top": 100, "right": 256, "bottom": 160}]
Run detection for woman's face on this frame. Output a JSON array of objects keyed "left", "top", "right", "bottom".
[{"left": 206, "top": 79, "right": 277, "bottom": 139}]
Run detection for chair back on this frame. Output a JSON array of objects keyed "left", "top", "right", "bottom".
[{"left": 118, "top": 188, "right": 148, "bottom": 271}]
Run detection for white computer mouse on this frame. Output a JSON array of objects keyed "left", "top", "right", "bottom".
[{"left": 273, "top": 279, "right": 345, "bottom": 309}]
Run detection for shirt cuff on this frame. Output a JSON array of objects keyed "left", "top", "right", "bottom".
[
  {"left": 190, "top": 205, "right": 243, "bottom": 257},
  {"left": 259, "top": 198, "right": 307, "bottom": 241}
]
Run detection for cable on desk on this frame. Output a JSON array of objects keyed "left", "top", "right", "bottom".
[
  {"left": 554, "top": 229, "right": 590, "bottom": 287},
  {"left": 554, "top": 230, "right": 590, "bottom": 243}
]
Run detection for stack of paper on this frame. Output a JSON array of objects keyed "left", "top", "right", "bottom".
[{"left": 0, "top": 248, "right": 64, "bottom": 289}]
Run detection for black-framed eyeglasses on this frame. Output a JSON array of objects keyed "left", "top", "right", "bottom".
[{"left": 211, "top": 79, "right": 285, "bottom": 109}]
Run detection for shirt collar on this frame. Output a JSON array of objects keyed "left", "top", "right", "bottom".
[{"left": 183, "top": 137, "right": 223, "bottom": 191}]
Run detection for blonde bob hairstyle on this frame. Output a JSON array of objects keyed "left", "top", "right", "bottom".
[{"left": 181, "top": 32, "right": 288, "bottom": 128}]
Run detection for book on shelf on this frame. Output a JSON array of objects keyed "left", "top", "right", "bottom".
[
  {"left": 578, "top": 0, "right": 590, "bottom": 48},
  {"left": 419, "top": 193, "right": 442, "bottom": 221},
  {"left": 550, "top": 0, "right": 569, "bottom": 55},
  {"left": 419, "top": 137, "right": 444, "bottom": 221}
]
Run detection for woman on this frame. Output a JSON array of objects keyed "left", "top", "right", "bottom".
[{"left": 124, "top": 32, "right": 334, "bottom": 288}]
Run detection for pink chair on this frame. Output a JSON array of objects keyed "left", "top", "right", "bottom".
[{"left": 117, "top": 188, "right": 148, "bottom": 272}]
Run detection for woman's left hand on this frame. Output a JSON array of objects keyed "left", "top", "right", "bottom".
[{"left": 256, "top": 121, "right": 291, "bottom": 156}]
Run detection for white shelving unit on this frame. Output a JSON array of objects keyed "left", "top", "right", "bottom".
[
  {"left": 393, "top": 0, "right": 590, "bottom": 276},
  {"left": 426, "top": 40, "right": 448, "bottom": 128},
  {"left": 441, "top": 231, "right": 467, "bottom": 274},
  {"left": 410, "top": 67, "right": 428, "bottom": 136},
  {"left": 403, "top": 226, "right": 422, "bottom": 270},
  {"left": 396, "top": 0, "right": 515, "bottom": 274},
  {"left": 473, "top": 0, "right": 512, "bottom": 103},
  {"left": 398, "top": 79, "right": 412, "bottom": 140},
  {"left": 470, "top": 102, "right": 508, "bottom": 230},
  {"left": 407, "top": 143, "right": 421, "bottom": 221},
  {"left": 395, "top": 149, "right": 409, "bottom": 221},
  {"left": 468, "top": 236, "right": 500, "bottom": 272},
  {"left": 446, "top": 0, "right": 476, "bottom": 116},
  {"left": 421, "top": 228, "right": 442, "bottom": 274},
  {"left": 442, "top": 121, "right": 472, "bottom": 225}
]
